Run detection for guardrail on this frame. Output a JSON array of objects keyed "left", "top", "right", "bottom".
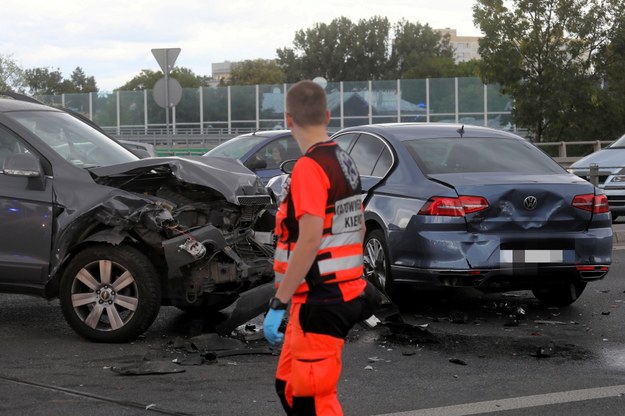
[{"left": 531, "top": 140, "right": 612, "bottom": 167}]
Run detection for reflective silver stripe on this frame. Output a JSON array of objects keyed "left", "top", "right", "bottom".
[
  {"left": 275, "top": 271, "right": 285, "bottom": 283},
  {"left": 275, "top": 247, "right": 290, "bottom": 263},
  {"left": 318, "top": 254, "right": 363, "bottom": 275},
  {"left": 320, "top": 231, "right": 361, "bottom": 250}
]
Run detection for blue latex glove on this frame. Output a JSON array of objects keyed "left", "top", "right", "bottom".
[{"left": 264, "top": 308, "right": 286, "bottom": 345}]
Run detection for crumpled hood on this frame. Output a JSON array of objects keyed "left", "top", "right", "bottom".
[{"left": 89, "top": 156, "right": 265, "bottom": 204}]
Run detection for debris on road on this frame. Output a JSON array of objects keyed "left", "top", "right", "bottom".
[
  {"left": 530, "top": 346, "right": 553, "bottom": 359},
  {"left": 449, "top": 310, "right": 469, "bottom": 324},
  {"left": 111, "top": 356, "right": 186, "bottom": 376}
]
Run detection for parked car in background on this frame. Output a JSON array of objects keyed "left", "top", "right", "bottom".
[
  {"left": 329, "top": 123, "right": 612, "bottom": 307},
  {"left": 204, "top": 130, "right": 302, "bottom": 184},
  {"left": 0, "top": 94, "right": 275, "bottom": 342},
  {"left": 568, "top": 133, "right": 625, "bottom": 221}
]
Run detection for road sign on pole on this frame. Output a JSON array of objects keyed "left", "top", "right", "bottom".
[
  {"left": 151, "top": 48, "right": 181, "bottom": 136},
  {"left": 153, "top": 77, "right": 182, "bottom": 108},
  {"left": 151, "top": 48, "right": 180, "bottom": 75}
]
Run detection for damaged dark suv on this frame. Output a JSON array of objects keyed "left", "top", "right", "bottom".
[{"left": 0, "top": 96, "right": 275, "bottom": 342}]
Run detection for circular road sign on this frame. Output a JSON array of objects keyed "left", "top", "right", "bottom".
[{"left": 153, "top": 77, "right": 183, "bottom": 108}]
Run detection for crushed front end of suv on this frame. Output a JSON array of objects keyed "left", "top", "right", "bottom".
[{"left": 0, "top": 96, "right": 275, "bottom": 342}]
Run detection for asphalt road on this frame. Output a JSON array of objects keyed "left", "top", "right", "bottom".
[{"left": 1, "top": 238, "right": 625, "bottom": 415}]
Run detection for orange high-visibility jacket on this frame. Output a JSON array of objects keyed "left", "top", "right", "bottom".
[{"left": 273, "top": 141, "right": 365, "bottom": 303}]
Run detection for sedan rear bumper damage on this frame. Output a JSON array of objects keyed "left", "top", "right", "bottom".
[{"left": 389, "top": 225, "right": 612, "bottom": 291}]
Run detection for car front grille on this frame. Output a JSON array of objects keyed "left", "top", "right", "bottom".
[
  {"left": 236, "top": 195, "right": 272, "bottom": 206},
  {"left": 607, "top": 195, "right": 625, "bottom": 208}
]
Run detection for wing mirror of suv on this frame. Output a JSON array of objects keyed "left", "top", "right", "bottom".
[
  {"left": 3, "top": 153, "right": 43, "bottom": 178},
  {"left": 3, "top": 153, "right": 46, "bottom": 190}
]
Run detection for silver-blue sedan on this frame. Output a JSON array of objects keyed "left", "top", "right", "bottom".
[{"left": 331, "top": 123, "right": 612, "bottom": 307}]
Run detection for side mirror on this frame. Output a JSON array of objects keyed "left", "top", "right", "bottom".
[
  {"left": 3, "top": 153, "right": 43, "bottom": 178},
  {"left": 3, "top": 153, "right": 46, "bottom": 190},
  {"left": 279, "top": 159, "right": 297, "bottom": 174}
]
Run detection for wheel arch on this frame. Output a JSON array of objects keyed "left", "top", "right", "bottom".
[{"left": 45, "top": 229, "right": 163, "bottom": 299}]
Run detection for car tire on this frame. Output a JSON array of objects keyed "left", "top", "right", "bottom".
[
  {"left": 59, "top": 244, "right": 161, "bottom": 343},
  {"left": 531, "top": 281, "right": 587, "bottom": 307},
  {"left": 364, "top": 229, "right": 397, "bottom": 301}
]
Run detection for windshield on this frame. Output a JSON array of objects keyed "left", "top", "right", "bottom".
[
  {"left": 404, "top": 137, "right": 564, "bottom": 175},
  {"left": 205, "top": 134, "right": 270, "bottom": 159},
  {"left": 9, "top": 110, "right": 138, "bottom": 168},
  {"left": 607, "top": 134, "right": 625, "bottom": 149}
]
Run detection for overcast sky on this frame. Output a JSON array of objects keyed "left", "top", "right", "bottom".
[{"left": 2, "top": 0, "right": 481, "bottom": 92}]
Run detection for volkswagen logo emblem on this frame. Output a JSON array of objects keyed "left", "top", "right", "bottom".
[{"left": 523, "top": 196, "right": 538, "bottom": 210}]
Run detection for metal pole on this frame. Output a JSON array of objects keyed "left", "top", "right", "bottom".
[
  {"left": 164, "top": 50, "right": 170, "bottom": 141},
  {"left": 590, "top": 163, "right": 599, "bottom": 187}
]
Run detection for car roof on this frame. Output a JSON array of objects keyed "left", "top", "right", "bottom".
[
  {"left": 336, "top": 122, "right": 525, "bottom": 141},
  {"left": 235, "top": 130, "right": 292, "bottom": 138},
  {"left": 0, "top": 93, "right": 62, "bottom": 113}
]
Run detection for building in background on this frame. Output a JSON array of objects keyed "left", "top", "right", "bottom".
[
  {"left": 211, "top": 61, "right": 235, "bottom": 82},
  {"left": 435, "top": 28, "right": 481, "bottom": 63}
]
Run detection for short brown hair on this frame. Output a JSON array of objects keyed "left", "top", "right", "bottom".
[{"left": 286, "top": 80, "right": 327, "bottom": 127}]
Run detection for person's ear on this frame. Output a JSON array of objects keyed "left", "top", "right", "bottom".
[
  {"left": 285, "top": 112, "right": 294, "bottom": 128},
  {"left": 325, "top": 110, "right": 331, "bottom": 125}
]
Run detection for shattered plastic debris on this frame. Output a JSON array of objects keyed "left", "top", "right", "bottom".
[
  {"left": 449, "top": 358, "right": 467, "bottom": 366},
  {"left": 364, "top": 315, "right": 382, "bottom": 328},
  {"left": 449, "top": 310, "right": 469, "bottom": 324},
  {"left": 382, "top": 314, "right": 438, "bottom": 344},
  {"left": 364, "top": 365, "right": 374, "bottom": 371},
  {"left": 534, "top": 320, "right": 567, "bottom": 325},
  {"left": 111, "top": 359, "right": 186, "bottom": 376},
  {"left": 530, "top": 347, "right": 553, "bottom": 359}
]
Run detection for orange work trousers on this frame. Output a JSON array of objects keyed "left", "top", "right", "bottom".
[{"left": 275, "top": 296, "right": 370, "bottom": 416}]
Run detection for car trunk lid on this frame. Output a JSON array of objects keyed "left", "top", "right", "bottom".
[{"left": 427, "top": 172, "right": 596, "bottom": 233}]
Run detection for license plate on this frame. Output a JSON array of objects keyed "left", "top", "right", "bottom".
[{"left": 500, "top": 249, "right": 563, "bottom": 264}]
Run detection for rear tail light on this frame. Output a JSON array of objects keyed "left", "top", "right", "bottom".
[
  {"left": 419, "top": 196, "right": 489, "bottom": 217},
  {"left": 572, "top": 194, "right": 609, "bottom": 213},
  {"left": 576, "top": 265, "right": 609, "bottom": 271}
]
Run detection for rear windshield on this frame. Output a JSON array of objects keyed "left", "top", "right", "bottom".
[{"left": 404, "top": 137, "right": 564, "bottom": 175}]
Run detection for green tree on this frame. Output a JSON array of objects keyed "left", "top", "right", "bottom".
[
  {"left": 117, "top": 67, "right": 204, "bottom": 91},
  {"left": 117, "top": 69, "right": 161, "bottom": 91},
  {"left": 593, "top": 12, "right": 625, "bottom": 140},
  {"left": 277, "top": 16, "right": 392, "bottom": 82},
  {"left": 228, "top": 59, "right": 285, "bottom": 85},
  {"left": 68, "top": 66, "right": 98, "bottom": 93},
  {"left": 452, "top": 59, "right": 482, "bottom": 78},
  {"left": 474, "top": 0, "right": 624, "bottom": 141},
  {"left": 23, "top": 67, "right": 64, "bottom": 95},
  {"left": 0, "top": 54, "right": 26, "bottom": 92},
  {"left": 388, "top": 21, "right": 456, "bottom": 79}
]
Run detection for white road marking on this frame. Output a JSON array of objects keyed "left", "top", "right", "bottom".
[{"left": 374, "top": 384, "right": 625, "bottom": 416}]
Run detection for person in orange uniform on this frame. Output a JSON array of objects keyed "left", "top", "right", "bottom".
[{"left": 263, "top": 80, "right": 372, "bottom": 416}]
